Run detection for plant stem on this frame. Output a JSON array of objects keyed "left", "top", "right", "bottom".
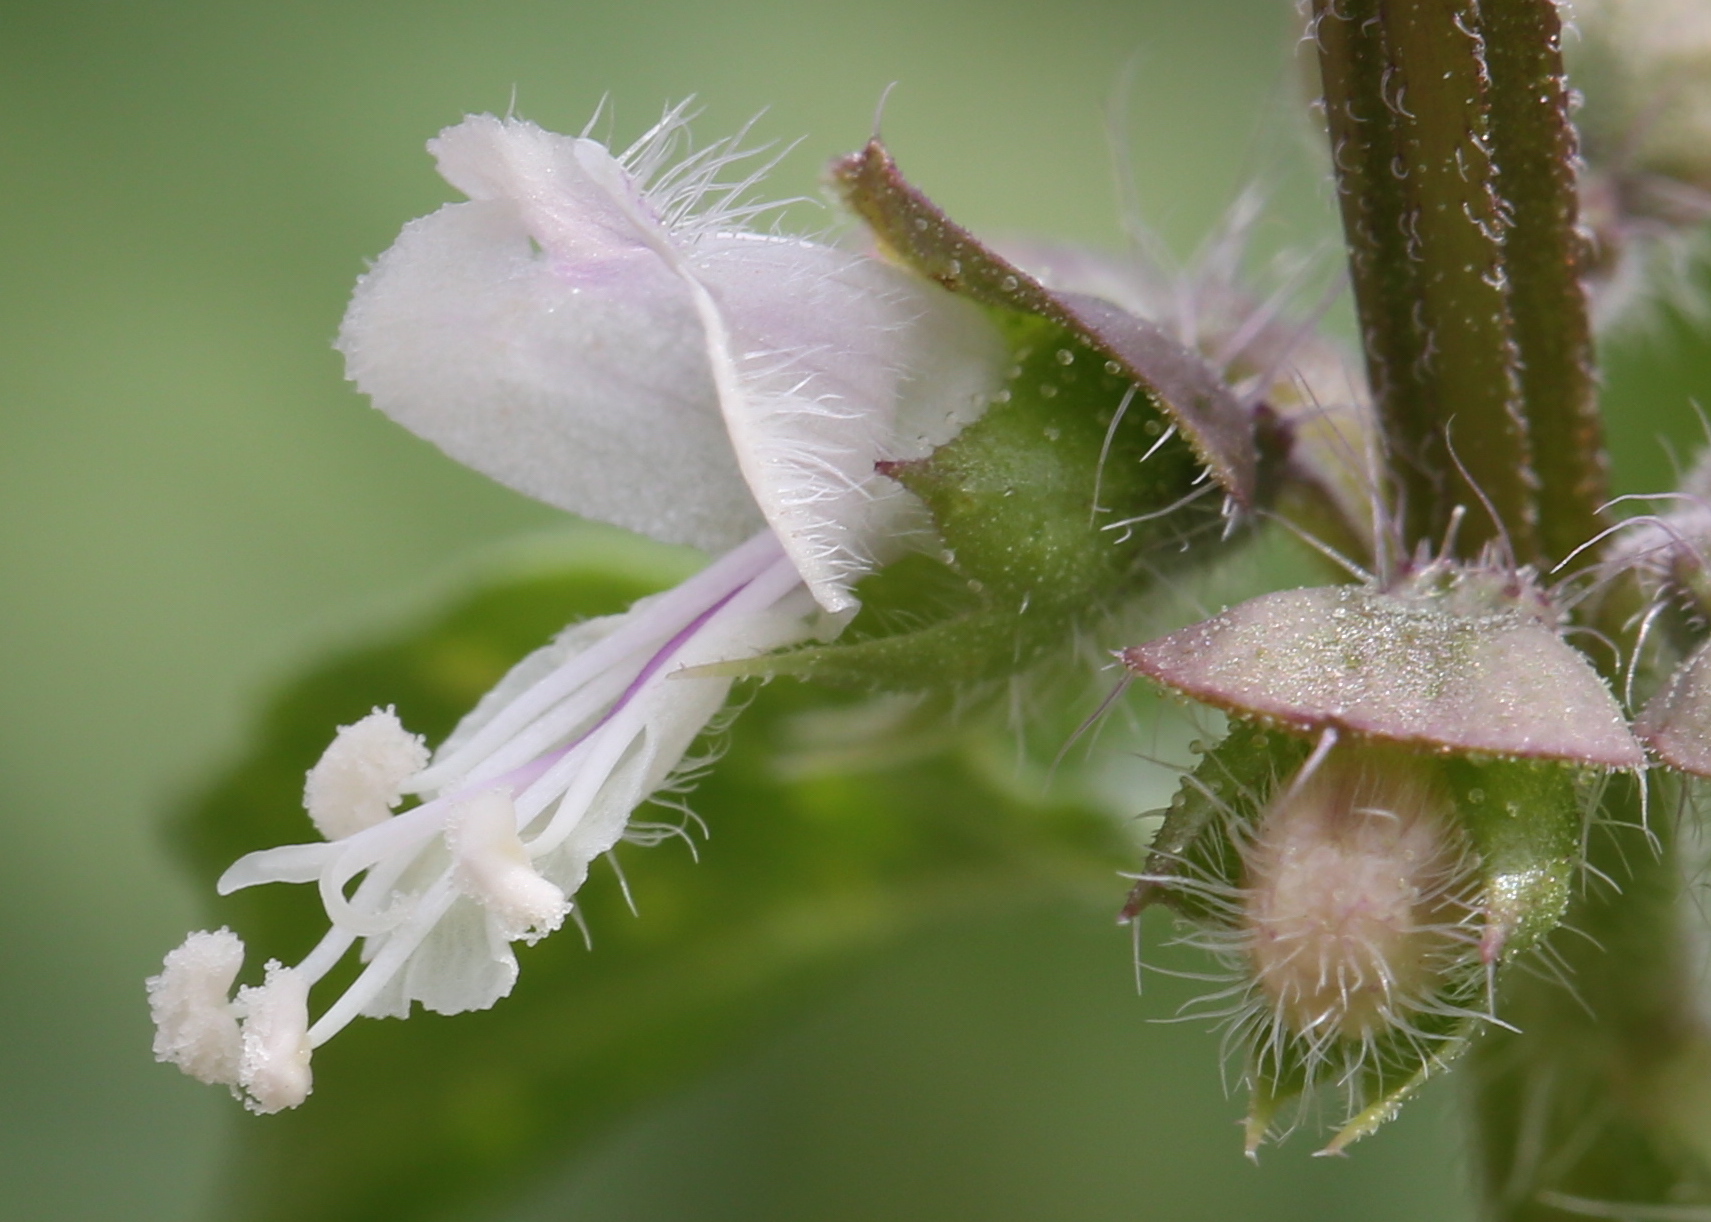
[
  {"left": 1312, "top": 0, "right": 1536, "bottom": 562},
  {"left": 1314, "top": 0, "right": 1437, "bottom": 546},
  {"left": 1481, "top": 0, "right": 1608, "bottom": 568},
  {"left": 1313, "top": 2, "right": 1711, "bottom": 1217}
]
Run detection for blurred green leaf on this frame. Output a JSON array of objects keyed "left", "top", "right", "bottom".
[{"left": 172, "top": 546, "right": 1129, "bottom": 1222}]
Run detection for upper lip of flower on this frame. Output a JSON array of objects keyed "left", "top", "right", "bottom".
[{"left": 337, "top": 105, "right": 1007, "bottom": 614}]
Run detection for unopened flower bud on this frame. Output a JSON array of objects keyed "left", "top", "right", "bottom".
[{"left": 1243, "top": 749, "right": 1471, "bottom": 1043}]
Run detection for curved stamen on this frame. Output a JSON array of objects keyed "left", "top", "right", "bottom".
[{"left": 295, "top": 538, "right": 810, "bottom": 1045}]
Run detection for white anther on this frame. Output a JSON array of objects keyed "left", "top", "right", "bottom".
[
  {"left": 445, "top": 789, "right": 567, "bottom": 942},
  {"left": 146, "top": 929, "right": 245, "bottom": 1086},
  {"left": 235, "top": 962, "right": 314, "bottom": 1114},
  {"left": 303, "top": 707, "right": 429, "bottom": 840}
]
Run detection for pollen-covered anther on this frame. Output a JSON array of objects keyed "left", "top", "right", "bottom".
[
  {"left": 146, "top": 928, "right": 245, "bottom": 1086},
  {"left": 445, "top": 789, "right": 568, "bottom": 942},
  {"left": 1241, "top": 750, "right": 1470, "bottom": 1040},
  {"left": 303, "top": 706, "right": 429, "bottom": 840},
  {"left": 234, "top": 961, "right": 313, "bottom": 1114}
]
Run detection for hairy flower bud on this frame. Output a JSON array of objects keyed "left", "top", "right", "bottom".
[
  {"left": 1121, "top": 555, "right": 1630, "bottom": 1151},
  {"left": 1243, "top": 750, "right": 1470, "bottom": 1044},
  {"left": 1126, "top": 724, "right": 1579, "bottom": 1154}
]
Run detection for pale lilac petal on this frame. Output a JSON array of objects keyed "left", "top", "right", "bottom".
[
  {"left": 338, "top": 191, "right": 762, "bottom": 553},
  {"left": 341, "top": 115, "right": 1006, "bottom": 608}
]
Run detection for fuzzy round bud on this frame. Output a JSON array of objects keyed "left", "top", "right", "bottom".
[{"left": 1242, "top": 749, "right": 1470, "bottom": 1041}]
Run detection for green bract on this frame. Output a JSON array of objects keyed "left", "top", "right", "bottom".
[{"left": 1123, "top": 569, "right": 1643, "bottom": 768}]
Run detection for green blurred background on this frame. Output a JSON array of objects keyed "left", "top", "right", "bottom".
[{"left": 2, "top": 1, "right": 1706, "bottom": 1219}]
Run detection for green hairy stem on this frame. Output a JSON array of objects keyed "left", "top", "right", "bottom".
[
  {"left": 1315, "top": 1, "right": 1709, "bottom": 1217},
  {"left": 1313, "top": 0, "right": 1534, "bottom": 561},
  {"left": 1481, "top": 0, "right": 1608, "bottom": 568}
]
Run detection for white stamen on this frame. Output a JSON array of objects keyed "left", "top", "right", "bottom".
[
  {"left": 154, "top": 101, "right": 1003, "bottom": 1111},
  {"left": 446, "top": 790, "right": 568, "bottom": 942},
  {"left": 146, "top": 929, "right": 244, "bottom": 1086},
  {"left": 303, "top": 707, "right": 429, "bottom": 840},
  {"left": 235, "top": 962, "right": 313, "bottom": 1114}
]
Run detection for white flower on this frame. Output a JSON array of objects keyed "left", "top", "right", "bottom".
[
  {"left": 150, "top": 104, "right": 1006, "bottom": 1107},
  {"left": 339, "top": 106, "right": 1001, "bottom": 611}
]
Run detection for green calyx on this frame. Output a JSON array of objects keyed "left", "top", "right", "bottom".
[
  {"left": 1440, "top": 754, "right": 1583, "bottom": 961},
  {"left": 887, "top": 312, "right": 1215, "bottom": 599},
  {"left": 1130, "top": 720, "right": 1590, "bottom": 1154},
  {"left": 729, "top": 139, "right": 1259, "bottom": 693},
  {"left": 737, "top": 311, "right": 1225, "bottom": 689}
]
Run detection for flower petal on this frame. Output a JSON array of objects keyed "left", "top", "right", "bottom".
[
  {"left": 217, "top": 842, "right": 337, "bottom": 892},
  {"left": 686, "top": 236, "right": 1003, "bottom": 609},
  {"left": 338, "top": 162, "right": 763, "bottom": 554},
  {"left": 359, "top": 896, "right": 520, "bottom": 1020},
  {"left": 341, "top": 114, "right": 1006, "bottom": 610}
]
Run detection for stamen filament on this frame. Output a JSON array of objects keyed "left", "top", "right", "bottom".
[
  {"left": 414, "top": 530, "right": 782, "bottom": 789},
  {"left": 295, "top": 533, "right": 807, "bottom": 1045}
]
